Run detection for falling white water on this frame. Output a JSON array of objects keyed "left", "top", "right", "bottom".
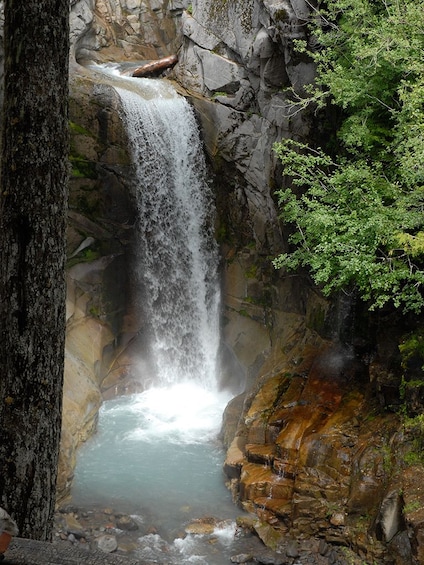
[{"left": 115, "top": 79, "right": 220, "bottom": 389}]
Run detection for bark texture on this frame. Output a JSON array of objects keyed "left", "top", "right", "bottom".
[{"left": 0, "top": 0, "right": 70, "bottom": 540}]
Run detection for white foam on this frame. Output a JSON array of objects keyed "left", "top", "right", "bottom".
[{"left": 123, "top": 382, "right": 232, "bottom": 444}]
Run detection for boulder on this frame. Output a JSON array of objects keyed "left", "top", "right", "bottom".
[{"left": 94, "top": 534, "right": 118, "bottom": 553}]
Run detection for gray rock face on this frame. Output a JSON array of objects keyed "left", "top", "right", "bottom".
[
  {"left": 174, "top": 0, "right": 315, "bottom": 256},
  {"left": 95, "top": 534, "right": 118, "bottom": 553},
  {"left": 70, "top": 0, "right": 95, "bottom": 61},
  {"left": 70, "top": 0, "right": 188, "bottom": 63},
  {"left": 67, "top": 1, "right": 315, "bottom": 260}
]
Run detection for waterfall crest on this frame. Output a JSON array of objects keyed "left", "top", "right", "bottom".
[{"left": 115, "top": 78, "right": 220, "bottom": 390}]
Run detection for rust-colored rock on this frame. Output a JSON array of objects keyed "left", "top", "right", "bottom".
[{"left": 222, "top": 344, "right": 411, "bottom": 562}]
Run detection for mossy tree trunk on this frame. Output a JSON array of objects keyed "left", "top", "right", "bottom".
[{"left": 0, "top": 0, "right": 69, "bottom": 540}]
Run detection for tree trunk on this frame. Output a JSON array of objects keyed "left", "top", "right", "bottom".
[{"left": 0, "top": 0, "right": 69, "bottom": 541}]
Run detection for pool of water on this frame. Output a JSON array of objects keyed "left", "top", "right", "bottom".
[{"left": 71, "top": 382, "right": 253, "bottom": 564}]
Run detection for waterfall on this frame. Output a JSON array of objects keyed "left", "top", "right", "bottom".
[
  {"left": 71, "top": 69, "right": 245, "bottom": 564},
  {"left": 115, "top": 79, "right": 220, "bottom": 389}
]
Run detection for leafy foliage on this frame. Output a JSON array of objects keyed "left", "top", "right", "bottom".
[{"left": 273, "top": 0, "right": 424, "bottom": 312}]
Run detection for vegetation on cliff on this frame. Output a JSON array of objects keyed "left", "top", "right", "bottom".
[{"left": 274, "top": 0, "right": 424, "bottom": 314}]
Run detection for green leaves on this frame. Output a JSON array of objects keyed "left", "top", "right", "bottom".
[
  {"left": 274, "top": 106, "right": 424, "bottom": 311},
  {"left": 273, "top": 0, "right": 424, "bottom": 312}
]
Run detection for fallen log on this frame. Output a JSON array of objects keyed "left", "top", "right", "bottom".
[{"left": 131, "top": 55, "right": 178, "bottom": 78}]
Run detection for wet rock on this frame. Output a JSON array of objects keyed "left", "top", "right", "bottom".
[
  {"left": 236, "top": 515, "right": 257, "bottom": 534},
  {"left": 377, "top": 490, "right": 405, "bottom": 543},
  {"left": 253, "top": 550, "right": 286, "bottom": 565},
  {"left": 185, "top": 516, "right": 221, "bottom": 535},
  {"left": 230, "top": 554, "right": 254, "bottom": 563},
  {"left": 94, "top": 534, "right": 118, "bottom": 553},
  {"left": 115, "top": 515, "right": 139, "bottom": 532},
  {"left": 254, "top": 521, "right": 286, "bottom": 552},
  {"left": 62, "top": 513, "right": 86, "bottom": 539},
  {"left": 224, "top": 436, "right": 247, "bottom": 479},
  {"left": 285, "top": 539, "right": 299, "bottom": 558},
  {"left": 116, "top": 539, "right": 139, "bottom": 553},
  {"left": 389, "top": 530, "right": 414, "bottom": 565},
  {"left": 326, "top": 549, "right": 339, "bottom": 564},
  {"left": 318, "top": 539, "right": 330, "bottom": 556}
]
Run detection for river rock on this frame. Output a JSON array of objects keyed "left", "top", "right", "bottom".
[
  {"left": 285, "top": 539, "right": 299, "bottom": 558},
  {"left": 115, "top": 515, "right": 139, "bottom": 532},
  {"left": 230, "top": 554, "right": 254, "bottom": 563},
  {"left": 184, "top": 517, "right": 220, "bottom": 535},
  {"left": 95, "top": 534, "right": 118, "bottom": 553},
  {"left": 253, "top": 551, "right": 286, "bottom": 565},
  {"left": 62, "top": 513, "right": 86, "bottom": 540}
]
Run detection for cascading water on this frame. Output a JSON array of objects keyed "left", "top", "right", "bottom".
[
  {"left": 70, "top": 66, "right": 251, "bottom": 564},
  {"left": 115, "top": 78, "right": 220, "bottom": 389}
]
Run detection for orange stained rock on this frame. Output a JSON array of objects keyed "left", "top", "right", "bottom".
[
  {"left": 316, "top": 389, "right": 364, "bottom": 432},
  {"left": 254, "top": 496, "right": 292, "bottom": 518},
  {"left": 240, "top": 462, "right": 294, "bottom": 501},
  {"left": 245, "top": 375, "right": 287, "bottom": 424},
  {"left": 224, "top": 436, "right": 246, "bottom": 478},
  {"left": 0, "top": 532, "right": 12, "bottom": 554},
  {"left": 245, "top": 443, "right": 277, "bottom": 466}
]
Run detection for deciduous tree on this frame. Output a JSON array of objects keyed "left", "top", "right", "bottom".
[{"left": 274, "top": 0, "right": 424, "bottom": 313}]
